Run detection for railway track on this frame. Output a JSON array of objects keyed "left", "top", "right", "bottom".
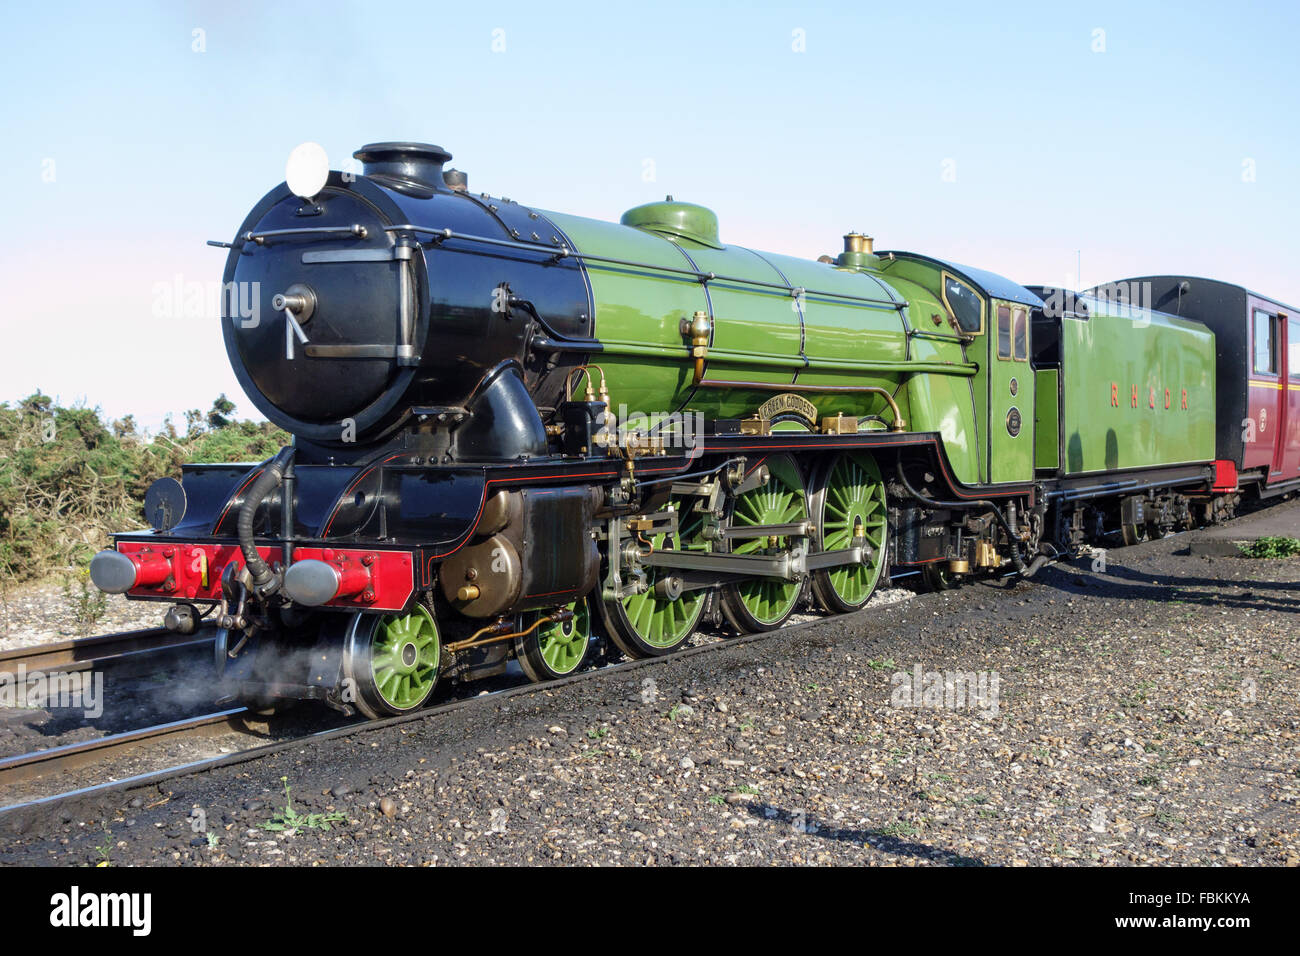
[
  {"left": 0, "top": 625, "right": 234, "bottom": 807},
  {"left": 0, "top": 624, "right": 214, "bottom": 674},
  {"left": 0, "top": 708, "right": 250, "bottom": 788},
  {"left": 0, "top": 588, "right": 925, "bottom": 819}
]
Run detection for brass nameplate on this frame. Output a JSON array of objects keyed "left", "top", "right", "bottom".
[{"left": 757, "top": 393, "right": 817, "bottom": 427}]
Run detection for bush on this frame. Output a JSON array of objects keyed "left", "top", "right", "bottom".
[
  {"left": 0, "top": 392, "right": 288, "bottom": 585},
  {"left": 1239, "top": 536, "right": 1300, "bottom": 559}
]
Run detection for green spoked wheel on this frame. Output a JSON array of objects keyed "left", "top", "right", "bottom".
[
  {"left": 516, "top": 599, "right": 592, "bottom": 682},
  {"left": 719, "top": 454, "right": 809, "bottom": 633},
  {"left": 810, "top": 452, "right": 889, "bottom": 613},
  {"left": 600, "top": 494, "right": 708, "bottom": 658},
  {"left": 343, "top": 605, "right": 441, "bottom": 719}
]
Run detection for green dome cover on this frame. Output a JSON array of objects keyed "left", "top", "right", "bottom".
[{"left": 620, "top": 199, "right": 722, "bottom": 248}]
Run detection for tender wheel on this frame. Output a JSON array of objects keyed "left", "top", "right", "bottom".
[
  {"left": 1120, "top": 522, "right": 1148, "bottom": 546},
  {"left": 809, "top": 452, "right": 889, "bottom": 613},
  {"left": 516, "top": 598, "right": 592, "bottom": 681},
  {"left": 719, "top": 454, "right": 809, "bottom": 633},
  {"left": 921, "top": 562, "right": 962, "bottom": 592},
  {"left": 343, "top": 605, "right": 441, "bottom": 719},
  {"left": 600, "top": 493, "right": 708, "bottom": 658}
]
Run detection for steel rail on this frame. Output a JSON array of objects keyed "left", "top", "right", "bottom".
[
  {"left": 0, "top": 708, "right": 250, "bottom": 789},
  {"left": 0, "top": 626, "right": 215, "bottom": 673}
]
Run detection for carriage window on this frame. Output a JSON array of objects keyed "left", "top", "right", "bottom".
[
  {"left": 1290, "top": 317, "right": 1300, "bottom": 380},
  {"left": 997, "top": 305, "right": 1012, "bottom": 359},
  {"left": 942, "top": 275, "right": 983, "bottom": 334},
  {"left": 1254, "top": 310, "right": 1276, "bottom": 374},
  {"left": 1012, "top": 307, "right": 1028, "bottom": 361}
]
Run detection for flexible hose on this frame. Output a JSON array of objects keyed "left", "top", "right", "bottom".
[
  {"left": 1019, "top": 553, "right": 1052, "bottom": 578},
  {"left": 238, "top": 446, "right": 295, "bottom": 594}
]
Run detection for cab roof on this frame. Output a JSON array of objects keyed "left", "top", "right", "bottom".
[{"left": 882, "top": 252, "right": 1044, "bottom": 308}]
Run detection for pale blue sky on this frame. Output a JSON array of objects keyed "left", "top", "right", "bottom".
[{"left": 2, "top": 0, "right": 1296, "bottom": 428}]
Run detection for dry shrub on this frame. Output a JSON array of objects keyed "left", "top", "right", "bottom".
[{"left": 0, "top": 392, "right": 288, "bottom": 585}]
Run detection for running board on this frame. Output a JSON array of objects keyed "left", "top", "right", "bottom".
[{"left": 1259, "top": 477, "right": 1300, "bottom": 499}]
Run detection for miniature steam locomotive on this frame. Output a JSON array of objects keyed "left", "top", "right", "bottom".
[{"left": 90, "top": 142, "right": 1297, "bottom": 717}]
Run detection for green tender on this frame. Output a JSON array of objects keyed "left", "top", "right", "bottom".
[{"left": 1054, "top": 295, "right": 1216, "bottom": 475}]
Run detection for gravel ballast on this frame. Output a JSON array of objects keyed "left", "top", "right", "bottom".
[{"left": 1, "top": 581, "right": 162, "bottom": 651}]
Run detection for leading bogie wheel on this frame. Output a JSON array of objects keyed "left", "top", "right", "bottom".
[
  {"left": 719, "top": 454, "right": 810, "bottom": 633},
  {"left": 516, "top": 598, "right": 592, "bottom": 682},
  {"left": 343, "top": 604, "right": 441, "bottom": 719},
  {"left": 809, "top": 451, "right": 889, "bottom": 613}
]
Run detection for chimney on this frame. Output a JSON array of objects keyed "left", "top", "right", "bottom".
[{"left": 353, "top": 142, "right": 452, "bottom": 195}]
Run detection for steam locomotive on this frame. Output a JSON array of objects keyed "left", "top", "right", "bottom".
[{"left": 89, "top": 142, "right": 1298, "bottom": 718}]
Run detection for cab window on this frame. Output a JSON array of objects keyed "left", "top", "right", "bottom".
[
  {"left": 942, "top": 275, "right": 983, "bottom": 334},
  {"left": 1012, "top": 307, "right": 1028, "bottom": 361},
  {"left": 997, "top": 305, "right": 1012, "bottom": 359},
  {"left": 1253, "top": 310, "right": 1276, "bottom": 374}
]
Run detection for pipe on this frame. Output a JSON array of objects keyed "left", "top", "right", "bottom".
[
  {"left": 895, "top": 462, "right": 1027, "bottom": 572},
  {"left": 633, "top": 456, "right": 745, "bottom": 489},
  {"left": 238, "top": 446, "right": 295, "bottom": 596},
  {"left": 444, "top": 609, "right": 572, "bottom": 654},
  {"left": 529, "top": 336, "right": 977, "bottom": 378},
  {"left": 1048, "top": 472, "right": 1207, "bottom": 502},
  {"left": 563, "top": 364, "right": 607, "bottom": 402}
]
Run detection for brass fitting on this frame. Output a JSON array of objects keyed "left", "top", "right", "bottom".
[
  {"left": 843, "top": 232, "right": 874, "bottom": 255},
  {"left": 820, "top": 413, "right": 859, "bottom": 435},
  {"left": 681, "top": 310, "right": 712, "bottom": 385}
]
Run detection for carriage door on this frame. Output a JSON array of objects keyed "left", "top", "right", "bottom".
[
  {"left": 989, "top": 299, "right": 1034, "bottom": 483},
  {"left": 1249, "top": 308, "right": 1283, "bottom": 479},
  {"left": 1283, "top": 314, "right": 1300, "bottom": 480}
]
